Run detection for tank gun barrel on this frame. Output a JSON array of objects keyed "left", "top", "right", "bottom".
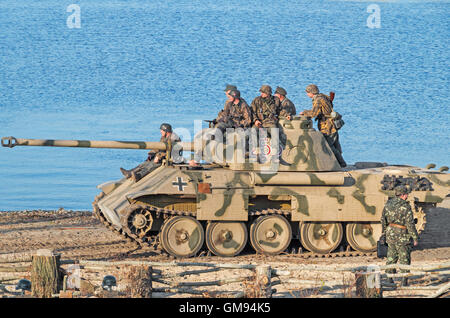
[{"left": 1, "top": 136, "right": 194, "bottom": 151}]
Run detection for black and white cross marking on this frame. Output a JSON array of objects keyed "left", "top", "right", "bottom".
[{"left": 172, "top": 177, "right": 188, "bottom": 191}]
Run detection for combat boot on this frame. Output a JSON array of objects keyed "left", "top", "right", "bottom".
[
  {"left": 120, "top": 167, "right": 132, "bottom": 178},
  {"left": 401, "top": 277, "right": 409, "bottom": 287}
]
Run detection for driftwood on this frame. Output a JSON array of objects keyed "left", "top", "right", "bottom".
[
  {"left": 153, "top": 275, "right": 251, "bottom": 288},
  {"left": 427, "top": 282, "right": 450, "bottom": 298}
]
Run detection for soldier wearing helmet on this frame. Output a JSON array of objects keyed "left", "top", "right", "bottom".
[
  {"left": 120, "top": 123, "right": 182, "bottom": 182},
  {"left": 300, "top": 84, "right": 346, "bottom": 167},
  {"left": 381, "top": 185, "right": 419, "bottom": 286},
  {"left": 251, "top": 85, "right": 281, "bottom": 128},
  {"left": 214, "top": 84, "right": 238, "bottom": 126},
  {"left": 274, "top": 86, "right": 296, "bottom": 120},
  {"left": 215, "top": 89, "right": 252, "bottom": 131}
]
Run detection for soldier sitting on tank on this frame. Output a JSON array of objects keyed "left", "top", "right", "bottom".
[
  {"left": 120, "top": 123, "right": 182, "bottom": 182},
  {"left": 250, "top": 85, "right": 287, "bottom": 159},
  {"left": 210, "top": 84, "right": 237, "bottom": 128},
  {"left": 274, "top": 86, "right": 296, "bottom": 120},
  {"left": 300, "top": 84, "right": 346, "bottom": 167},
  {"left": 215, "top": 89, "right": 252, "bottom": 132}
]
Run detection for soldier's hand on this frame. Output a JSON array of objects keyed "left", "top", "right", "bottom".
[
  {"left": 255, "top": 120, "right": 262, "bottom": 128},
  {"left": 154, "top": 156, "right": 160, "bottom": 163},
  {"left": 286, "top": 115, "right": 292, "bottom": 120},
  {"left": 413, "top": 241, "right": 418, "bottom": 247}
]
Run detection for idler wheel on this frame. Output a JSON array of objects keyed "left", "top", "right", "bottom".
[
  {"left": 300, "top": 222, "right": 343, "bottom": 254},
  {"left": 249, "top": 215, "right": 292, "bottom": 256},
  {"left": 122, "top": 205, "right": 154, "bottom": 239},
  {"left": 206, "top": 222, "right": 248, "bottom": 257},
  {"left": 160, "top": 216, "right": 204, "bottom": 258},
  {"left": 346, "top": 222, "right": 381, "bottom": 253}
]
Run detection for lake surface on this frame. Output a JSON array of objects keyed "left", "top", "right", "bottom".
[{"left": 0, "top": 0, "right": 449, "bottom": 210}]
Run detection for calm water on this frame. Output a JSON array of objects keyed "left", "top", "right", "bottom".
[{"left": 0, "top": 0, "right": 449, "bottom": 210}]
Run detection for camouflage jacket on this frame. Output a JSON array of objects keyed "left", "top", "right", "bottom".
[
  {"left": 148, "top": 132, "right": 182, "bottom": 163},
  {"left": 218, "top": 98, "right": 252, "bottom": 128},
  {"left": 251, "top": 95, "right": 280, "bottom": 126},
  {"left": 279, "top": 97, "right": 296, "bottom": 119},
  {"left": 302, "top": 93, "right": 336, "bottom": 135},
  {"left": 381, "top": 197, "right": 419, "bottom": 244}
]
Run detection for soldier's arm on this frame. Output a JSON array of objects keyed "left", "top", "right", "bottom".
[
  {"left": 251, "top": 99, "right": 260, "bottom": 124},
  {"left": 241, "top": 103, "right": 252, "bottom": 127},
  {"left": 302, "top": 99, "right": 321, "bottom": 118},
  {"left": 405, "top": 204, "right": 419, "bottom": 242},
  {"left": 381, "top": 206, "right": 387, "bottom": 234}
]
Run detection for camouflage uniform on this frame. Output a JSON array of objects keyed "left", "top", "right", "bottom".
[
  {"left": 274, "top": 86, "right": 296, "bottom": 119},
  {"left": 302, "top": 91, "right": 346, "bottom": 167},
  {"left": 251, "top": 85, "right": 286, "bottom": 153},
  {"left": 381, "top": 189, "right": 419, "bottom": 274},
  {"left": 251, "top": 95, "right": 280, "bottom": 128},
  {"left": 279, "top": 97, "right": 296, "bottom": 119},
  {"left": 127, "top": 132, "right": 182, "bottom": 182},
  {"left": 216, "top": 98, "right": 252, "bottom": 130}
]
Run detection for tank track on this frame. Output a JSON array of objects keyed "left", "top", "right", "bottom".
[{"left": 92, "top": 192, "right": 375, "bottom": 258}]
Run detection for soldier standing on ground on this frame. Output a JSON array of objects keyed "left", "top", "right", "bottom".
[
  {"left": 120, "top": 123, "right": 182, "bottom": 182},
  {"left": 274, "top": 86, "right": 296, "bottom": 120},
  {"left": 381, "top": 185, "right": 419, "bottom": 286},
  {"left": 300, "top": 84, "right": 346, "bottom": 167}
]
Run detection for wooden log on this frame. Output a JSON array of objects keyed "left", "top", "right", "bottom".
[
  {"left": 31, "top": 249, "right": 62, "bottom": 298},
  {"left": 80, "top": 260, "right": 256, "bottom": 270},
  {"left": 252, "top": 265, "right": 272, "bottom": 298},
  {"left": 121, "top": 265, "right": 152, "bottom": 298},
  {"left": 355, "top": 271, "right": 382, "bottom": 298},
  {"left": 427, "top": 282, "right": 450, "bottom": 298},
  {"left": 0, "top": 266, "right": 30, "bottom": 272}
]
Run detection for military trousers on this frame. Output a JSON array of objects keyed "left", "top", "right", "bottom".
[
  {"left": 323, "top": 132, "right": 346, "bottom": 167},
  {"left": 131, "top": 161, "right": 161, "bottom": 182},
  {"left": 385, "top": 242, "right": 412, "bottom": 273}
]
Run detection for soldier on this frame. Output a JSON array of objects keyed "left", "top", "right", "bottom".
[
  {"left": 214, "top": 84, "right": 238, "bottom": 126},
  {"left": 381, "top": 185, "right": 419, "bottom": 286},
  {"left": 215, "top": 89, "right": 252, "bottom": 131},
  {"left": 251, "top": 85, "right": 281, "bottom": 129},
  {"left": 300, "top": 84, "right": 346, "bottom": 167},
  {"left": 120, "top": 123, "right": 182, "bottom": 182},
  {"left": 274, "top": 86, "right": 296, "bottom": 120}
]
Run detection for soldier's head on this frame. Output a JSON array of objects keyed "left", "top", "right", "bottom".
[
  {"left": 305, "top": 84, "right": 319, "bottom": 98},
  {"left": 224, "top": 84, "right": 237, "bottom": 98},
  {"left": 274, "top": 86, "right": 287, "bottom": 101},
  {"left": 160, "top": 123, "right": 173, "bottom": 137},
  {"left": 394, "top": 185, "right": 409, "bottom": 199},
  {"left": 228, "top": 89, "right": 241, "bottom": 102},
  {"left": 259, "top": 85, "right": 272, "bottom": 98}
]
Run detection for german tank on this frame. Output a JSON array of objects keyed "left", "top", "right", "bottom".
[{"left": 2, "top": 116, "right": 449, "bottom": 258}]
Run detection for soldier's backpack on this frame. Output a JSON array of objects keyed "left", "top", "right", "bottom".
[{"left": 329, "top": 91, "right": 345, "bottom": 130}]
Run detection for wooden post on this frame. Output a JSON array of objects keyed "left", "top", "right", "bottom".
[
  {"left": 31, "top": 249, "right": 61, "bottom": 298},
  {"left": 355, "top": 270, "right": 382, "bottom": 298},
  {"left": 255, "top": 265, "right": 272, "bottom": 298},
  {"left": 121, "top": 265, "right": 152, "bottom": 298}
]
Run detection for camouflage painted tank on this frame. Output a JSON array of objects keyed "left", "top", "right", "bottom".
[{"left": 2, "top": 116, "right": 449, "bottom": 258}]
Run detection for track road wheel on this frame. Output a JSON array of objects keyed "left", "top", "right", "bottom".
[
  {"left": 206, "top": 222, "right": 248, "bottom": 257},
  {"left": 300, "top": 222, "right": 343, "bottom": 254},
  {"left": 250, "top": 215, "right": 292, "bottom": 256},
  {"left": 346, "top": 223, "right": 382, "bottom": 253},
  {"left": 160, "top": 216, "right": 204, "bottom": 258}
]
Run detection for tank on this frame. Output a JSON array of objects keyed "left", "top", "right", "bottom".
[{"left": 2, "top": 116, "right": 449, "bottom": 258}]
